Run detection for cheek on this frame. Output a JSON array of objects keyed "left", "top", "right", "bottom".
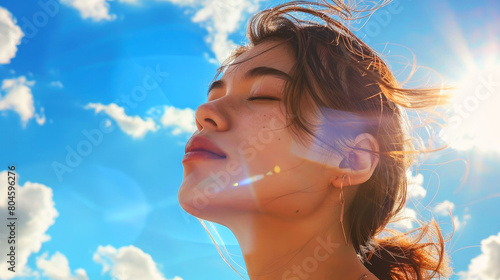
[
  {"left": 241, "top": 124, "right": 335, "bottom": 216},
  {"left": 242, "top": 135, "right": 329, "bottom": 215},
  {"left": 250, "top": 154, "right": 330, "bottom": 218},
  {"left": 234, "top": 109, "right": 288, "bottom": 165}
]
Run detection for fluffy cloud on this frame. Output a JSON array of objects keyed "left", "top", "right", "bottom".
[
  {"left": 85, "top": 102, "right": 158, "bottom": 138},
  {"left": 36, "top": 251, "right": 88, "bottom": 280},
  {"left": 0, "top": 76, "right": 45, "bottom": 127},
  {"left": 392, "top": 173, "right": 467, "bottom": 231},
  {"left": 406, "top": 170, "right": 427, "bottom": 200},
  {"left": 189, "top": 0, "right": 260, "bottom": 63},
  {"left": 433, "top": 200, "right": 469, "bottom": 230},
  {"left": 35, "top": 106, "right": 46, "bottom": 125},
  {"left": 60, "top": 0, "right": 116, "bottom": 21},
  {"left": 389, "top": 171, "right": 427, "bottom": 229},
  {"left": 93, "top": 245, "right": 182, "bottom": 280},
  {"left": 459, "top": 232, "right": 500, "bottom": 280},
  {"left": 0, "top": 7, "right": 24, "bottom": 64},
  {"left": 391, "top": 206, "right": 418, "bottom": 230},
  {"left": 433, "top": 200, "right": 455, "bottom": 216},
  {"left": 159, "top": 105, "right": 196, "bottom": 135},
  {"left": 0, "top": 170, "right": 59, "bottom": 279}
]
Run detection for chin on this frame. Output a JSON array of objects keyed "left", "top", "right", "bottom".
[
  {"left": 178, "top": 182, "right": 202, "bottom": 217},
  {"left": 177, "top": 180, "right": 223, "bottom": 220}
]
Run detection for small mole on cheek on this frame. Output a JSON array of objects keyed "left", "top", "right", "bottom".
[{"left": 295, "top": 210, "right": 299, "bottom": 214}]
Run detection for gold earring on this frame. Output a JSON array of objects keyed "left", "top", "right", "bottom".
[{"left": 340, "top": 174, "right": 348, "bottom": 246}]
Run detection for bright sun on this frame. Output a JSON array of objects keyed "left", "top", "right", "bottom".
[{"left": 440, "top": 62, "right": 500, "bottom": 153}]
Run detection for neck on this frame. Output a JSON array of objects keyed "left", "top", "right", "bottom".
[{"left": 221, "top": 202, "right": 378, "bottom": 280}]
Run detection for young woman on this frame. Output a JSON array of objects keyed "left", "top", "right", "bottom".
[{"left": 179, "top": 1, "right": 452, "bottom": 279}]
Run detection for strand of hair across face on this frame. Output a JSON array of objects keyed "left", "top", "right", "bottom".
[
  {"left": 197, "top": 218, "right": 249, "bottom": 279},
  {"left": 207, "top": 220, "right": 248, "bottom": 272}
]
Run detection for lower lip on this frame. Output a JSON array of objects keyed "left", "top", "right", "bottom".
[{"left": 182, "top": 151, "right": 226, "bottom": 162}]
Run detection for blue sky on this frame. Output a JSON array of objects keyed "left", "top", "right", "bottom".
[{"left": 0, "top": 0, "right": 499, "bottom": 279}]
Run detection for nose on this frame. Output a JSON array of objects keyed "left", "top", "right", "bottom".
[{"left": 194, "top": 99, "right": 229, "bottom": 132}]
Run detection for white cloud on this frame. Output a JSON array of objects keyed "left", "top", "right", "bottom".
[
  {"left": 0, "top": 7, "right": 24, "bottom": 64},
  {"left": 189, "top": 0, "right": 261, "bottom": 64},
  {"left": 406, "top": 170, "right": 426, "bottom": 200},
  {"left": 459, "top": 232, "right": 500, "bottom": 280},
  {"left": 0, "top": 76, "right": 43, "bottom": 127},
  {"left": 160, "top": 0, "right": 197, "bottom": 5},
  {"left": 61, "top": 0, "right": 116, "bottom": 21},
  {"left": 433, "top": 200, "right": 455, "bottom": 216},
  {"left": 93, "top": 245, "right": 182, "bottom": 280},
  {"left": 103, "top": 118, "right": 112, "bottom": 128},
  {"left": 0, "top": 170, "right": 59, "bottom": 279},
  {"left": 36, "top": 251, "right": 88, "bottom": 280},
  {"left": 85, "top": 102, "right": 158, "bottom": 138},
  {"left": 391, "top": 174, "right": 466, "bottom": 231},
  {"left": 388, "top": 171, "right": 427, "bottom": 230},
  {"left": 35, "top": 107, "right": 46, "bottom": 125},
  {"left": 159, "top": 105, "right": 197, "bottom": 135},
  {"left": 390, "top": 206, "right": 418, "bottom": 230},
  {"left": 433, "top": 200, "right": 468, "bottom": 230},
  {"left": 118, "top": 0, "right": 141, "bottom": 3}
]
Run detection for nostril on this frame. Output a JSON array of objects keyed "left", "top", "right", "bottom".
[{"left": 205, "top": 118, "right": 217, "bottom": 127}]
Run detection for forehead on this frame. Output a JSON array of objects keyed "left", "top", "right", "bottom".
[{"left": 221, "top": 40, "right": 295, "bottom": 81}]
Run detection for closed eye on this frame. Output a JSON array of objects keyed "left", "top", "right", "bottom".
[{"left": 247, "top": 96, "right": 280, "bottom": 101}]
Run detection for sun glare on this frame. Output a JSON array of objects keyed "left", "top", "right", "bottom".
[
  {"left": 440, "top": 61, "right": 500, "bottom": 153},
  {"left": 432, "top": 3, "right": 500, "bottom": 154}
]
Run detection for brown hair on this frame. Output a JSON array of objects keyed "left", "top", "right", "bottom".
[{"left": 210, "top": 1, "right": 452, "bottom": 279}]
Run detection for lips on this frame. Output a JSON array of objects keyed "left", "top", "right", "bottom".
[{"left": 184, "top": 136, "right": 226, "bottom": 158}]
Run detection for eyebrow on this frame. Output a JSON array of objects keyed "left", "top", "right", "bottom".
[{"left": 207, "top": 66, "right": 292, "bottom": 96}]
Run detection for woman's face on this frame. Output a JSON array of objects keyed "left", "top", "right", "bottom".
[{"left": 179, "top": 39, "right": 344, "bottom": 222}]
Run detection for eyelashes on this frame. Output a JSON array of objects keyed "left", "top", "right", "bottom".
[
  {"left": 207, "top": 95, "right": 281, "bottom": 102},
  {"left": 247, "top": 96, "right": 280, "bottom": 101}
]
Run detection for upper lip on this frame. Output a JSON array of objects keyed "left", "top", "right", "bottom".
[{"left": 185, "top": 136, "right": 226, "bottom": 158}]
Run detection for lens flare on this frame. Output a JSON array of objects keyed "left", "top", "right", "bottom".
[{"left": 232, "top": 165, "right": 280, "bottom": 187}]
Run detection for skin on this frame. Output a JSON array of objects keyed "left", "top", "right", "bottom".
[{"left": 179, "top": 39, "right": 380, "bottom": 280}]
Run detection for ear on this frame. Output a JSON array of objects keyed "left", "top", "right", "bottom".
[{"left": 331, "top": 133, "right": 379, "bottom": 188}]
